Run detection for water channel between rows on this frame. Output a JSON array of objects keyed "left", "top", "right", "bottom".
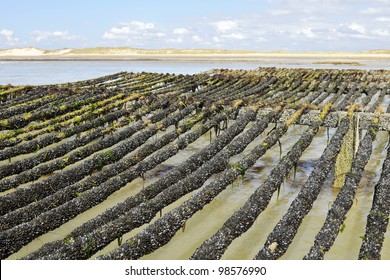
[{"left": 6, "top": 123, "right": 389, "bottom": 260}]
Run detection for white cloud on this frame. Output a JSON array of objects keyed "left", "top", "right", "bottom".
[
  {"left": 300, "top": 27, "right": 317, "bottom": 38},
  {"left": 103, "top": 21, "right": 156, "bottom": 40},
  {"left": 103, "top": 26, "right": 130, "bottom": 39},
  {"left": 221, "top": 32, "right": 245, "bottom": 40},
  {"left": 213, "top": 36, "right": 221, "bottom": 43},
  {"left": 156, "top": 32, "right": 166, "bottom": 37},
  {"left": 376, "top": 16, "right": 390, "bottom": 22},
  {"left": 214, "top": 20, "right": 238, "bottom": 33},
  {"left": 256, "top": 36, "right": 268, "bottom": 42},
  {"left": 31, "top": 30, "right": 81, "bottom": 42},
  {"left": 173, "top": 28, "right": 189, "bottom": 35},
  {"left": 266, "top": 0, "right": 348, "bottom": 14},
  {"left": 351, "top": 33, "right": 371, "bottom": 39},
  {"left": 327, "top": 23, "right": 368, "bottom": 39},
  {"left": 269, "top": 9, "right": 291, "bottom": 16},
  {"left": 361, "top": 6, "right": 390, "bottom": 15},
  {"left": 0, "top": 29, "right": 13, "bottom": 37},
  {"left": 1, "top": 0, "right": 389, "bottom": 51},
  {"left": 360, "top": 7, "right": 379, "bottom": 14},
  {"left": 361, "top": 7, "right": 382, "bottom": 15},
  {"left": 347, "top": 23, "right": 366, "bottom": 34},
  {"left": 372, "top": 28, "right": 390, "bottom": 37},
  {"left": 167, "top": 37, "right": 183, "bottom": 43},
  {"left": 0, "top": 29, "right": 19, "bottom": 45},
  {"left": 131, "top": 21, "right": 155, "bottom": 30},
  {"left": 101, "top": 21, "right": 172, "bottom": 47},
  {"left": 192, "top": 35, "right": 202, "bottom": 42}
]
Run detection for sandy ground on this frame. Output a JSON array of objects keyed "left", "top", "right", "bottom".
[
  {"left": 1, "top": 47, "right": 390, "bottom": 63},
  {"left": 1, "top": 47, "right": 390, "bottom": 71}
]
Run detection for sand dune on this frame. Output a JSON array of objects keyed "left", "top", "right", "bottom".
[
  {"left": 1, "top": 47, "right": 390, "bottom": 61},
  {"left": 0, "top": 47, "right": 47, "bottom": 56}
]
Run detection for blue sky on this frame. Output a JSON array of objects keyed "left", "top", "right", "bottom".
[{"left": 1, "top": 0, "right": 390, "bottom": 51}]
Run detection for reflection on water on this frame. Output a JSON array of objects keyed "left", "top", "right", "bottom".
[
  {"left": 5, "top": 121, "right": 389, "bottom": 260},
  {"left": 0, "top": 60, "right": 259, "bottom": 85},
  {"left": 142, "top": 127, "right": 389, "bottom": 260},
  {"left": 2, "top": 61, "right": 390, "bottom": 259},
  {"left": 1, "top": 59, "right": 390, "bottom": 85}
]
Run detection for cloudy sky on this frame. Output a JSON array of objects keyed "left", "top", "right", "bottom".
[{"left": 1, "top": 0, "right": 390, "bottom": 51}]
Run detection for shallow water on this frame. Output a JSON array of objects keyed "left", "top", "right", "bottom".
[
  {"left": 1, "top": 62, "right": 390, "bottom": 260},
  {"left": 5, "top": 123, "right": 212, "bottom": 259},
  {"left": 140, "top": 126, "right": 390, "bottom": 260},
  {"left": 1, "top": 59, "right": 390, "bottom": 86},
  {"left": 4, "top": 119, "right": 389, "bottom": 260}
]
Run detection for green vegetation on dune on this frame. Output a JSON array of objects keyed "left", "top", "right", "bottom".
[
  {"left": 1, "top": 47, "right": 390, "bottom": 57},
  {"left": 68, "top": 47, "right": 260, "bottom": 55},
  {"left": 69, "top": 47, "right": 138, "bottom": 55},
  {"left": 362, "top": 50, "right": 390, "bottom": 54}
]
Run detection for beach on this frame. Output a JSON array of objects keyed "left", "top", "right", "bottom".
[{"left": 1, "top": 47, "right": 390, "bottom": 63}]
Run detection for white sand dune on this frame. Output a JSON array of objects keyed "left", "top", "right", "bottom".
[
  {"left": 0, "top": 47, "right": 389, "bottom": 61},
  {"left": 0, "top": 47, "right": 46, "bottom": 56},
  {"left": 0, "top": 47, "right": 74, "bottom": 56}
]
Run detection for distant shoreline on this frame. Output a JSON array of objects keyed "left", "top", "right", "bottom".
[
  {"left": 1, "top": 47, "right": 390, "bottom": 62},
  {"left": 2, "top": 48, "right": 390, "bottom": 74},
  {"left": 1, "top": 54, "right": 390, "bottom": 63},
  {"left": 0, "top": 56, "right": 165, "bottom": 62},
  {"left": 2, "top": 53, "right": 390, "bottom": 86}
]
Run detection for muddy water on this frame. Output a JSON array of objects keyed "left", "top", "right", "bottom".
[
  {"left": 2, "top": 60, "right": 390, "bottom": 86},
  {"left": 5, "top": 124, "right": 212, "bottom": 259},
  {"left": 4, "top": 122, "right": 390, "bottom": 260},
  {"left": 142, "top": 126, "right": 389, "bottom": 260}
]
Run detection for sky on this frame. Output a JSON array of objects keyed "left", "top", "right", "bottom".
[{"left": 1, "top": 0, "right": 390, "bottom": 52}]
